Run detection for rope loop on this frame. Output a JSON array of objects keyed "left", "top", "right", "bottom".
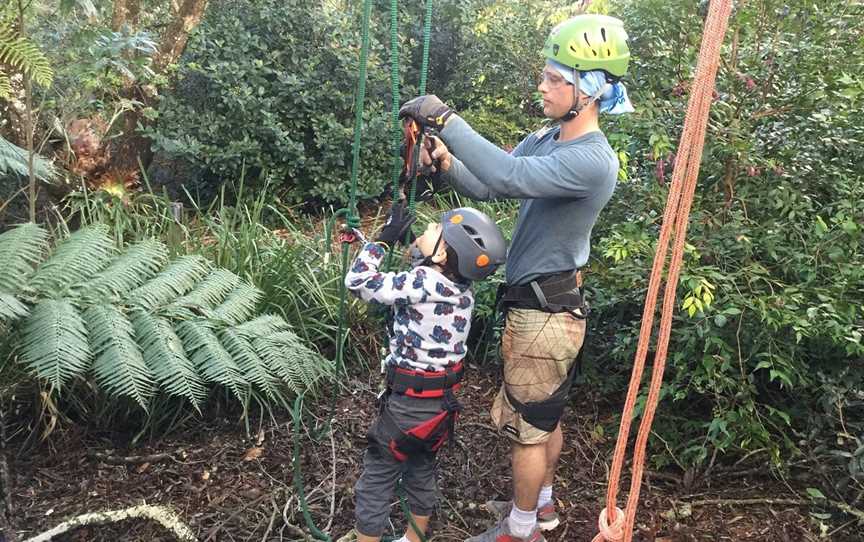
[
  {"left": 593, "top": 506, "right": 625, "bottom": 542},
  {"left": 345, "top": 212, "right": 361, "bottom": 230}
]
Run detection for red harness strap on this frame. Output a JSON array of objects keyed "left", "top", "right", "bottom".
[{"left": 385, "top": 362, "right": 464, "bottom": 398}]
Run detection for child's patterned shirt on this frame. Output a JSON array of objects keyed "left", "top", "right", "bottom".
[{"left": 344, "top": 242, "right": 473, "bottom": 372}]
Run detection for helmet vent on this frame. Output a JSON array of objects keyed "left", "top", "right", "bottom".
[
  {"left": 601, "top": 27, "right": 607, "bottom": 41},
  {"left": 583, "top": 32, "right": 591, "bottom": 46}
]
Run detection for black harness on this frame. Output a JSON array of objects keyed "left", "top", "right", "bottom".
[{"left": 496, "top": 269, "right": 587, "bottom": 432}]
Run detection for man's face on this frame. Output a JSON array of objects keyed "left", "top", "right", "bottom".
[
  {"left": 538, "top": 67, "right": 574, "bottom": 118},
  {"left": 537, "top": 67, "right": 588, "bottom": 119}
]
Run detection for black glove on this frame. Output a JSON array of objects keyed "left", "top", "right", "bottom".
[
  {"left": 376, "top": 200, "right": 417, "bottom": 246},
  {"left": 399, "top": 95, "right": 455, "bottom": 131}
]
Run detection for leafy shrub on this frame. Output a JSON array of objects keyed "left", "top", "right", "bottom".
[
  {"left": 585, "top": 0, "right": 864, "bottom": 476},
  {"left": 146, "top": 0, "right": 410, "bottom": 205}
]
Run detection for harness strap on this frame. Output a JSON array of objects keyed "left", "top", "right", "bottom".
[
  {"left": 504, "top": 357, "right": 580, "bottom": 433},
  {"left": 500, "top": 270, "right": 587, "bottom": 316},
  {"left": 386, "top": 362, "right": 464, "bottom": 398},
  {"left": 379, "top": 390, "right": 462, "bottom": 462}
]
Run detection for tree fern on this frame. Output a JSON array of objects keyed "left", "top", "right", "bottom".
[
  {"left": 220, "top": 329, "right": 281, "bottom": 401},
  {"left": 0, "top": 22, "right": 53, "bottom": 90},
  {"left": 86, "top": 304, "right": 153, "bottom": 410},
  {"left": 0, "top": 223, "right": 47, "bottom": 293},
  {"left": 0, "top": 135, "right": 58, "bottom": 181},
  {"left": 254, "top": 331, "right": 331, "bottom": 395},
  {"left": 207, "top": 282, "right": 262, "bottom": 324},
  {"left": 0, "top": 292, "right": 28, "bottom": 323},
  {"left": 30, "top": 225, "right": 114, "bottom": 298},
  {"left": 236, "top": 314, "right": 293, "bottom": 336},
  {"left": 78, "top": 239, "right": 168, "bottom": 303},
  {"left": 176, "top": 320, "right": 249, "bottom": 403},
  {"left": 131, "top": 310, "right": 206, "bottom": 410},
  {"left": 166, "top": 268, "right": 241, "bottom": 318},
  {"left": 20, "top": 299, "right": 90, "bottom": 390},
  {"left": 129, "top": 255, "right": 210, "bottom": 311},
  {"left": 4, "top": 224, "right": 333, "bottom": 417}
]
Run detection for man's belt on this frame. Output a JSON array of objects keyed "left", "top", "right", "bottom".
[
  {"left": 385, "top": 362, "right": 464, "bottom": 398},
  {"left": 499, "top": 269, "right": 587, "bottom": 316}
]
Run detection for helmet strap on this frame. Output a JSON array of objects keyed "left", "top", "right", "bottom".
[{"left": 559, "top": 69, "right": 612, "bottom": 122}]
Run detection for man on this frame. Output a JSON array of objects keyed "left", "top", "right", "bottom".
[{"left": 398, "top": 14, "right": 634, "bottom": 542}]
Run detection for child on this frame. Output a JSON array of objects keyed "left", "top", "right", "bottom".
[{"left": 344, "top": 200, "right": 507, "bottom": 542}]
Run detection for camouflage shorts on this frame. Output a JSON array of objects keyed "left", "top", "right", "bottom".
[{"left": 491, "top": 308, "right": 586, "bottom": 445}]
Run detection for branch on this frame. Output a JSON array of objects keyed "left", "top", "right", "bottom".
[
  {"left": 88, "top": 451, "right": 175, "bottom": 465},
  {"left": 22, "top": 505, "right": 196, "bottom": 542},
  {"left": 682, "top": 498, "right": 808, "bottom": 507}
]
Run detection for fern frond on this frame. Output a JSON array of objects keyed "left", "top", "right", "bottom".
[
  {"left": 208, "top": 282, "right": 262, "bottom": 324},
  {"left": 176, "top": 320, "right": 248, "bottom": 403},
  {"left": 20, "top": 299, "right": 90, "bottom": 390},
  {"left": 131, "top": 310, "right": 206, "bottom": 410},
  {"left": 168, "top": 269, "right": 241, "bottom": 316},
  {"left": 220, "top": 329, "right": 281, "bottom": 401},
  {"left": 0, "top": 291, "right": 28, "bottom": 322},
  {"left": 235, "top": 314, "right": 291, "bottom": 337},
  {"left": 30, "top": 225, "right": 114, "bottom": 298},
  {"left": 0, "top": 73, "right": 11, "bottom": 99},
  {"left": 129, "top": 255, "right": 210, "bottom": 311},
  {"left": 0, "top": 223, "right": 48, "bottom": 293},
  {"left": 253, "top": 331, "right": 331, "bottom": 396},
  {"left": 78, "top": 239, "right": 169, "bottom": 303},
  {"left": 0, "top": 135, "right": 58, "bottom": 180},
  {"left": 85, "top": 304, "right": 153, "bottom": 410},
  {"left": 0, "top": 24, "right": 53, "bottom": 87}
]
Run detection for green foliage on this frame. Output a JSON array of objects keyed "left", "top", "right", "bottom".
[
  {"left": 0, "top": 135, "right": 58, "bottom": 181},
  {"left": 1, "top": 223, "right": 332, "bottom": 414},
  {"left": 584, "top": 0, "right": 864, "bottom": 483},
  {"left": 0, "top": 18, "right": 54, "bottom": 96},
  {"left": 145, "top": 0, "right": 406, "bottom": 204}
]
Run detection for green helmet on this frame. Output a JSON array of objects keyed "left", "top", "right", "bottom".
[{"left": 542, "top": 14, "right": 630, "bottom": 78}]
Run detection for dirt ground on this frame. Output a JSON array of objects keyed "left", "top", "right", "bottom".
[{"left": 8, "top": 367, "right": 861, "bottom": 542}]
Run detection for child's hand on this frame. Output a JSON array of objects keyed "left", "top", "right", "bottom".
[{"left": 375, "top": 200, "right": 416, "bottom": 247}]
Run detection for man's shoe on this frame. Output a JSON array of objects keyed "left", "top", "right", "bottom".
[
  {"left": 485, "top": 500, "right": 560, "bottom": 531},
  {"left": 464, "top": 517, "right": 546, "bottom": 542}
]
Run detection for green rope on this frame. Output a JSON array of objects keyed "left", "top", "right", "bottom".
[
  {"left": 404, "top": 0, "right": 436, "bottom": 227},
  {"left": 292, "top": 396, "right": 332, "bottom": 542},
  {"left": 417, "top": 0, "right": 434, "bottom": 97},
  {"left": 295, "top": 1, "right": 436, "bottom": 539},
  {"left": 294, "top": 0, "right": 374, "bottom": 538}
]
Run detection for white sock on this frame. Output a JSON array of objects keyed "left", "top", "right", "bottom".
[
  {"left": 538, "top": 485, "right": 553, "bottom": 508},
  {"left": 508, "top": 503, "right": 537, "bottom": 538}
]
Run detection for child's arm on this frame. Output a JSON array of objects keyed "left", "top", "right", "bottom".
[{"left": 344, "top": 242, "right": 428, "bottom": 306}]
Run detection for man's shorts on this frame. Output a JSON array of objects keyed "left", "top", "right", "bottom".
[
  {"left": 491, "top": 308, "right": 586, "bottom": 445},
  {"left": 354, "top": 393, "right": 444, "bottom": 537}
]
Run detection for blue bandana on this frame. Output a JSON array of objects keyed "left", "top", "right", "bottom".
[{"left": 547, "top": 59, "right": 635, "bottom": 115}]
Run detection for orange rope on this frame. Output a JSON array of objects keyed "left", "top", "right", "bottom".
[{"left": 593, "top": 1, "right": 733, "bottom": 541}]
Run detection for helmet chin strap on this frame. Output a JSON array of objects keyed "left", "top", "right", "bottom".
[{"left": 559, "top": 68, "right": 612, "bottom": 122}]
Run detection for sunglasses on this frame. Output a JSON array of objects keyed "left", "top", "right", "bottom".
[{"left": 538, "top": 70, "right": 571, "bottom": 89}]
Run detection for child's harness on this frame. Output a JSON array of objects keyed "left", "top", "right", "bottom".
[{"left": 376, "top": 362, "right": 463, "bottom": 462}]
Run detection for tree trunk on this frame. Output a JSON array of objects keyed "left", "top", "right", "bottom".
[
  {"left": 111, "top": 0, "right": 128, "bottom": 31},
  {"left": 154, "top": 0, "right": 209, "bottom": 72},
  {"left": 109, "top": 0, "right": 207, "bottom": 173}
]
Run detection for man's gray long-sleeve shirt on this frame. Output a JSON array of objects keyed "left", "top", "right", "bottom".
[{"left": 440, "top": 116, "right": 618, "bottom": 286}]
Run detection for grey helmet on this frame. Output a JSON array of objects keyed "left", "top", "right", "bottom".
[{"left": 441, "top": 207, "right": 507, "bottom": 281}]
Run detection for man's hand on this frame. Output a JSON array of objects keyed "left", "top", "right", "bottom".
[
  {"left": 375, "top": 199, "right": 416, "bottom": 247},
  {"left": 421, "top": 136, "right": 451, "bottom": 174},
  {"left": 399, "top": 95, "right": 455, "bottom": 131}
]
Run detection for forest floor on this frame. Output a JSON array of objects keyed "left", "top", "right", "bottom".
[{"left": 10, "top": 366, "right": 859, "bottom": 542}]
